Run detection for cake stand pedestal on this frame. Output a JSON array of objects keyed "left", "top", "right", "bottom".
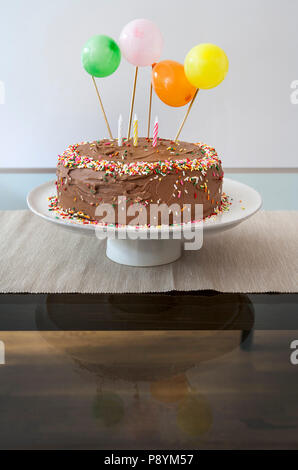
[{"left": 106, "top": 238, "right": 182, "bottom": 267}]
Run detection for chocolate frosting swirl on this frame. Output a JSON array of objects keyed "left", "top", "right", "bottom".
[{"left": 56, "top": 138, "right": 224, "bottom": 225}]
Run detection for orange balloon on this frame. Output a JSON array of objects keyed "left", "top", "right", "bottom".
[
  {"left": 152, "top": 60, "right": 197, "bottom": 107},
  {"left": 150, "top": 374, "right": 189, "bottom": 404}
]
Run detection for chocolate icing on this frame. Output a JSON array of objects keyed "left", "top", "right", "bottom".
[
  {"left": 56, "top": 138, "right": 224, "bottom": 225},
  {"left": 76, "top": 137, "right": 205, "bottom": 162}
]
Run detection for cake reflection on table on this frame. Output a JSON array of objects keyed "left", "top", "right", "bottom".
[{"left": 33, "top": 292, "right": 254, "bottom": 439}]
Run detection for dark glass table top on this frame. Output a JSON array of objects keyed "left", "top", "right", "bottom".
[{"left": 0, "top": 292, "right": 297, "bottom": 450}]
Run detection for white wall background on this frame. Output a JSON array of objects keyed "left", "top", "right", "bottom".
[{"left": 0, "top": 0, "right": 297, "bottom": 168}]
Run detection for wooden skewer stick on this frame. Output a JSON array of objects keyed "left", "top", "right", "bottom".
[
  {"left": 147, "top": 82, "right": 153, "bottom": 138},
  {"left": 127, "top": 66, "right": 138, "bottom": 140},
  {"left": 91, "top": 76, "right": 113, "bottom": 140},
  {"left": 174, "top": 89, "right": 199, "bottom": 142}
]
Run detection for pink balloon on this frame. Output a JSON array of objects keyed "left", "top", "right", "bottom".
[{"left": 119, "top": 19, "right": 163, "bottom": 67}]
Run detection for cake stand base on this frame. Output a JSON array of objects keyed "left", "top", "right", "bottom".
[{"left": 106, "top": 238, "right": 182, "bottom": 267}]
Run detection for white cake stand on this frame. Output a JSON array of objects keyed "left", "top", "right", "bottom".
[{"left": 27, "top": 178, "right": 262, "bottom": 267}]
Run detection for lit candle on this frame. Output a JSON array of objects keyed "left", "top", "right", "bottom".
[
  {"left": 118, "top": 114, "right": 123, "bottom": 147},
  {"left": 133, "top": 113, "right": 138, "bottom": 147},
  {"left": 152, "top": 116, "right": 158, "bottom": 147}
]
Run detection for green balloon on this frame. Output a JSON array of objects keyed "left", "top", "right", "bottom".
[
  {"left": 93, "top": 392, "right": 124, "bottom": 427},
  {"left": 82, "top": 35, "right": 121, "bottom": 78}
]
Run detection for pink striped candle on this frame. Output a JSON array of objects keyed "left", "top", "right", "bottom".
[{"left": 152, "top": 116, "right": 158, "bottom": 147}]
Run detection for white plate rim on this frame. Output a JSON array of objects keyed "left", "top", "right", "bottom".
[{"left": 27, "top": 177, "right": 262, "bottom": 234}]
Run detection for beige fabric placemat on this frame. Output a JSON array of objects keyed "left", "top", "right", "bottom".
[{"left": 0, "top": 210, "right": 297, "bottom": 293}]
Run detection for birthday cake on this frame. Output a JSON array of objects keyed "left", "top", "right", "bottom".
[{"left": 55, "top": 137, "right": 224, "bottom": 226}]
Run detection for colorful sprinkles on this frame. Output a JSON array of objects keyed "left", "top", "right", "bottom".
[
  {"left": 48, "top": 193, "right": 232, "bottom": 228},
  {"left": 58, "top": 141, "right": 222, "bottom": 177}
]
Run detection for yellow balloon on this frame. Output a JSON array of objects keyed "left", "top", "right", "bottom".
[
  {"left": 177, "top": 393, "right": 213, "bottom": 437},
  {"left": 184, "top": 43, "right": 229, "bottom": 90}
]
